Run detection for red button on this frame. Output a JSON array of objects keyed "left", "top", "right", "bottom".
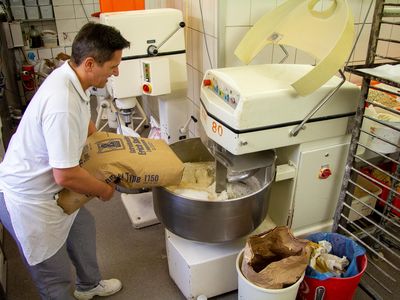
[
  {"left": 203, "top": 79, "right": 211, "bottom": 86},
  {"left": 143, "top": 84, "right": 151, "bottom": 93},
  {"left": 319, "top": 168, "right": 332, "bottom": 179}
]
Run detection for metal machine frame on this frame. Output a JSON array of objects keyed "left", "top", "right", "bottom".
[{"left": 334, "top": 1, "right": 400, "bottom": 298}]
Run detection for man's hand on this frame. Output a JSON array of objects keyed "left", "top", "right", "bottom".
[
  {"left": 88, "top": 120, "right": 97, "bottom": 137},
  {"left": 99, "top": 183, "right": 116, "bottom": 201},
  {"left": 53, "top": 166, "right": 115, "bottom": 200}
]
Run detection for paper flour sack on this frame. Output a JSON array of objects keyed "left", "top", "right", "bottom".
[{"left": 57, "top": 131, "right": 184, "bottom": 214}]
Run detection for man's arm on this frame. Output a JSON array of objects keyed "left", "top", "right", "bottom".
[
  {"left": 53, "top": 166, "right": 115, "bottom": 201},
  {"left": 88, "top": 120, "right": 97, "bottom": 137}
]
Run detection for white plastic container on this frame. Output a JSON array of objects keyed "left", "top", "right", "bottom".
[
  {"left": 236, "top": 250, "right": 305, "bottom": 300},
  {"left": 365, "top": 106, "right": 400, "bottom": 154},
  {"left": 42, "top": 30, "right": 57, "bottom": 48},
  {"left": 349, "top": 176, "right": 382, "bottom": 221}
]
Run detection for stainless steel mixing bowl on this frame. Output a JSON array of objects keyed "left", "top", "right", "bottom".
[{"left": 152, "top": 138, "right": 276, "bottom": 243}]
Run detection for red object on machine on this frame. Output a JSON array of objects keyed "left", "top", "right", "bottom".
[
  {"left": 21, "top": 65, "right": 35, "bottom": 92},
  {"left": 203, "top": 79, "right": 211, "bottom": 86},
  {"left": 297, "top": 255, "right": 367, "bottom": 300},
  {"left": 319, "top": 167, "right": 332, "bottom": 179},
  {"left": 100, "top": 0, "right": 145, "bottom": 13},
  {"left": 142, "top": 83, "right": 151, "bottom": 93}
]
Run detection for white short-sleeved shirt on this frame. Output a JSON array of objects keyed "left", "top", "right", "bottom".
[{"left": 0, "top": 61, "right": 91, "bottom": 265}]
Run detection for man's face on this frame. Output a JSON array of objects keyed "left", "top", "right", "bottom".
[{"left": 91, "top": 50, "right": 122, "bottom": 88}]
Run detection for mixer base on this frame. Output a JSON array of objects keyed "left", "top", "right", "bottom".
[
  {"left": 165, "top": 216, "right": 275, "bottom": 299},
  {"left": 121, "top": 192, "right": 160, "bottom": 228}
]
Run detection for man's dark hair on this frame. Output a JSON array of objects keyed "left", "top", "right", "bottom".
[{"left": 71, "top": 22, "right": 130, "bottom": 66}]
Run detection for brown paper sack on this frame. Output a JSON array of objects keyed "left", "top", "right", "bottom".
[
  {"left": 241, "top": 226, "right": 311, "bottom": 289},
  {"left": 57, "top": 131, "right": 184, "bottom": 214}
]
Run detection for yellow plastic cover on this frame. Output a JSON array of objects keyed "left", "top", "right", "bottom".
[{"left": 234, "top": 0, "right": 354, "bottom": 96}]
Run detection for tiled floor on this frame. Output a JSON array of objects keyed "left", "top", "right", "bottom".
[{"left": 3, "top": 191, "right": 374, "bottom": 300}]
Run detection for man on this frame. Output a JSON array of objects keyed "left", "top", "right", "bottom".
[{"left": 0, "top": 22, "right": 130, "bottom": 300}]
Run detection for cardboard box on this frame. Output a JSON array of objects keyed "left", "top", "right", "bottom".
[
  {"left": 9, "top": 22, "right": 24, "bottom": 47},
  {"left": 349, "top": 176, "right": 382, "bottom": 221},
  {"left": 1, "top": 23, "right": 14, "bottom": 49}
]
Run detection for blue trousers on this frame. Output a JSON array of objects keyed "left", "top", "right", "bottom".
[{"left": 0, "top": 192, "right": 101, "bottom": 300}]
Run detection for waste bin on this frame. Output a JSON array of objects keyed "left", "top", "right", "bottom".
[
  {"left": 237, "top": 249, "right": 305, "bottom": 300},
  {"left": 297, "top": 232, "right": 367, "bottom": 300}
]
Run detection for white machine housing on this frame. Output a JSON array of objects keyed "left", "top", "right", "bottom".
[
  {"left": 200, "top": 64, "right": 360, "bottom": 235},
  {"left": 200, "top": 64, "right": 358, "bottom": 155},
  {"left": 166, "top": 64, "right": 360, "bottom": 300},
  {"left": 99, "top": 9, "right": 190, "bottom": 232},
  {"left": 100, "top": 8, "right": 188, "bottom": 143}
]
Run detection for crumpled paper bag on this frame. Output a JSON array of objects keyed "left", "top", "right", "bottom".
[{"left": 241, "top": 226, "right": 311, "bottom": 289}]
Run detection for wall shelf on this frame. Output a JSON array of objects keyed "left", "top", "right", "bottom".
[{"left": 20, "top": 18, "right": 55, "bottom": 22}]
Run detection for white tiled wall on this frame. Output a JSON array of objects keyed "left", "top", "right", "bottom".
[
  {"left": 220, "top": 0, "right": 399, "bottom": 67},
  {"left": 23, "top": 0, "right": 100, "bottom": 61},
  {"left": 25, "top": 0, "right": 399, "bottom": 137},
  {"left": 53, "top": 0, "right": 99, "bottom": 47},
  {"left": 154, "top": 0, "right": 218, "bottom": 136}
]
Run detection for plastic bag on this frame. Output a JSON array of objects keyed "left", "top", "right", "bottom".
[
  {"left": 148, "top": 116, "right": 161, "bottom": 139},
  {"left": 306, "top": 232, "right": 366, "bottom": 280},
  {"left": 309, "top": 240, "right": 349, "bottom": 276},
  {"left": 117, "top": 124, "right": 140, "bottom": 137}
]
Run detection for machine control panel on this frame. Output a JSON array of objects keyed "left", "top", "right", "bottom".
[
  {"left": 203, "top": 76, "right": 240, "bottom": 109},
  {"left": 140, "top": 58, "right": 170, "bottom": 96},
  {"left": 143, "top": 62, "right": 151, "bottom": 82}
]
